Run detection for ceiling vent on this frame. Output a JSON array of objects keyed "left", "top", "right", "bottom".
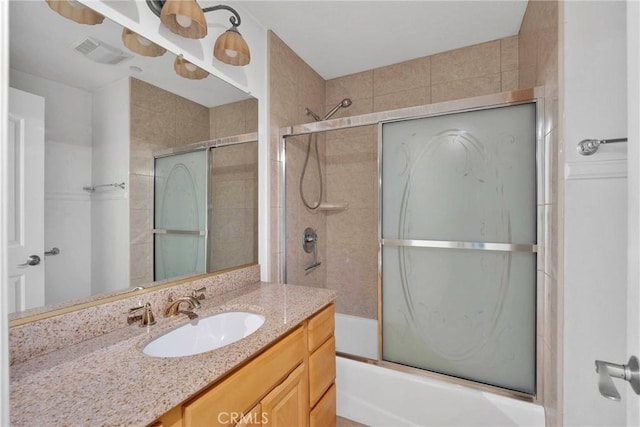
[{"left": 72, "top": 37, "right": 133, "bottom": 65}]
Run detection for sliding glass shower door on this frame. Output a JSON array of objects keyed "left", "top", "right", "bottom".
[
  {"left": 381, "top": 103, "right": 538, "bottom": 394},
  {"left": 154, "top": 150, "right": 207, "bottom": 281}
]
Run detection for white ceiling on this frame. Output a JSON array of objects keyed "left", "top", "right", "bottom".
[
  {"left": 9, "top": 1, "right": 251, "bottom": 108},
  {"left": 10, "top": 1, "right": 528, "bottom": 105},
  {"left": 240, "top": 0, "right": 528, "bottom": 80}
]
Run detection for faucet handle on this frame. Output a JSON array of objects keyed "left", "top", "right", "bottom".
[
  {"left": 128, "top": 303, "right": 156, "bottom": 327},
  {"left": 192, "top": 287, "right": 206, "bottom": 300}
]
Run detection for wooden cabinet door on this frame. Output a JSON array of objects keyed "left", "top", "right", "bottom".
[
  {"left": 261, "top": 364, "right": 308, "bottom": 427},
  {"left": 235, "top": 404, "right": 262, "bottom": 427}
]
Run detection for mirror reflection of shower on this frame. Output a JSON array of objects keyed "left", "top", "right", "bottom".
[{"left": 300, "top": 98, "right": 352, "bottom": 210}]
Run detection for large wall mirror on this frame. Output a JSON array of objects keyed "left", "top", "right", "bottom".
[{"left": 7, "top": 0, "right": 258, "bottom": 317}]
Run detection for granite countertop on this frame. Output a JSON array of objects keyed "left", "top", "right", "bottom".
[{"left": 10, "top": 282, "right": 336, "bottom": 427}]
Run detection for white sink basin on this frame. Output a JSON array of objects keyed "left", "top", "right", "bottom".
[{"left": 143, "top": 311, "right": 265, "bottom": 358}]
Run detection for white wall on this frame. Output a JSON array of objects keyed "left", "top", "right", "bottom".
[
  {"left": 91, "top": 78, "right": 129, "bottom": 294},
  {"left": 9, "top": 69, "right": 93, "bottom": 304},
  {"left": 563, "top": 1, "right": 628, "bottom": 425}
]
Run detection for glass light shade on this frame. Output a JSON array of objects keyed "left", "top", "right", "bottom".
[
  {"left": 213, "top": 28, "right": 250, "bottom": 66},
  {"left": 160, "top": 0, "right": 207, "bottom": 39},
  {"left": 121, "top": 28, "right": 167, "bottom": 57},
  {"left": 174, "top": 56, "right": 208, "bottom": 80},
  {"left": 45, "top": 0, "right": 104, "bottom": 25}
]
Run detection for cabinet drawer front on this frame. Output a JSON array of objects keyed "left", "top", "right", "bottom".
[
  {"left": 184, "top": 327, "right": 305, "bottom": 427},
  {"left": 309, "top": 336, "right": 336, "bottom": 407},
  {"left": 310, "top": 384, "right": 336, "bottom": 427},
  {"left": 308, "top": 304, "right": 334, "bottom": 353}
]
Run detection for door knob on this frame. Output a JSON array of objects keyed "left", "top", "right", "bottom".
[
  {"left": 19, "top": 255, "right": 41, "bottom": 267},
  {"left": 595, "top": 356, "right": 640, "bottom": 401},
  {"left": 45, "top": 247, "right": 60, "bottom": 256}
]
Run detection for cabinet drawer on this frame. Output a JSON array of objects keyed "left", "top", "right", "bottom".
[
  {"left": 309, "top": 336, "right": 335, "bottom": 407},
  {"left": 184, "top": 327, "right": 305, "bottom": 427},
  {"left": 310, "top": 384, "right": 336, "bottom": 427},
  {"left": 308, "top": 304, "right": 334, "bottom": 353}
]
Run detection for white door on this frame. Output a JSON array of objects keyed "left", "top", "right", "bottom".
[{"left": 7, "top": 87, "right": 45, "bottom": 313}]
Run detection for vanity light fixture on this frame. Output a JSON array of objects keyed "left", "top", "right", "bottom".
[
  {"left": 45, "top": 0, "right": 104, "bottom": 25},
  {"left": 146, "top": 0, "right": 251, "bottom": 66},
  {"left": 122, "top": 28, "right": 167, "bottom": 57},
  {"left": 174, "top": 55, "right": 209, "bottom": 80}
]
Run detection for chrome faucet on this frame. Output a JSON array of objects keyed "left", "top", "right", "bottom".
[{"left": 164, "top": 295, "right": 201, "bottom": 318}]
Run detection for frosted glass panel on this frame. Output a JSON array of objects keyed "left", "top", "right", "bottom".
[
  {"left": 381, "top": 103, "right": 537, "bottom": 394},
  {"left": 382, "top": 104, "right": 536, "bottom": 244},
  {"left": 382, "top": 246, "right": 536, "bottom": 393},
  {"left": 154, "top": 150, "right": 207, "bottom": 281}
]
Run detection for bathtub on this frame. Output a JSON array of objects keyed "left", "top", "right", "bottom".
[{"left": 334, "top": 314, "right": 546, "bottom": 426}]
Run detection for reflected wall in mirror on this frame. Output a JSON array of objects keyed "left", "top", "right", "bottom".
[{"left": 7, "top": 0, "right": 258, "bottom": 315}]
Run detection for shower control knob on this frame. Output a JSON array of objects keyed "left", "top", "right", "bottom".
[{"left": 303, "top": 228, "right": 318, "bottom": 253}]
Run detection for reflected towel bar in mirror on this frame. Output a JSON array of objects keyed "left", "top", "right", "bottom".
[
  {"left": 83, "top": 182, "right": 126, "bottom": 193},
  {"left": 577, "top": 137, "right": 627, "bottom": 156}
]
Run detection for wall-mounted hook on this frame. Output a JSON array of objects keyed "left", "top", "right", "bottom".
[{"left": 595, "top": 355, "right": 640, "bottom": 401}]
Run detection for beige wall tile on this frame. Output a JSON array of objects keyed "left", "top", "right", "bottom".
[
  {"left": 214, "top": 101, "right": 246, "bottom": 138},
  {"left": 373, "top": 57, "right": 430, "bottom": 96},
  {"left": 501, "top": 35, "right": 519, "bottom": 72},
  {"left": 130, "top": 78, "right": 175, "bottom": 115},
  {"left": 431, "top": 73, "right": 501, "bottom": 103},
  {"left": 130, "top": 209, "right": 152, "bottom": 246},
  {"left": 130, "top": 103, "right": 176, "bottom": 148},
  {"left": 519, "top": 66, "right": 537, "bottom": 89},
  {"left": 431, "top": 40, "right": 500, "bottom": 85},
  {"left": 129, "top": 174, "right": 153, "bottom": 211},
  {"left": 130, "top": 152, "right": 153, "bottom": 177},
  {"left": 501, "top": 70, "right": 519, "bottom": 92},
  {"left": 373, "top": 86, "right": 430, "bottom": 112},
  {"left": 326, "top": 71, "right": 373, "bottom": 106},
  {"left": 244, "top": 98, "right": 259, "bottom": 133},
  {"left": 130, "top": 242, "right": 153, "bottom": 285}
]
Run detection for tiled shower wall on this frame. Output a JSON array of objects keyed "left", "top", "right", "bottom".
[
  {"left": 518, "top": 0, "right": 561, "bottom": 424},
  {"left": 129, "top": 78, "right": 210, "bottom": 286},
  {"left": 273, "top": 36, "right": 520, "bottom": 318},
  {"left": 129, "top": 78, "right": 258, "bottom": 286},
  {"left": 270, "top": 1, "right": 560, "bottom": 417},
  {"left": 327, "top": 38, "right": 519, "bottom": 318},
  {"left": 269, "top": 31, "right": 328, "bottom": 290}
]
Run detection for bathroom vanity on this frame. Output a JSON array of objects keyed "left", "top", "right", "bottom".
[
  {"left": 9, "top": 267, "right": 336, "bottom": 426},
  {"left": 153, "top": 304, "right": 336, "bottom": 427}
]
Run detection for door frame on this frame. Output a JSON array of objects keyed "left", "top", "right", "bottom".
[
  {"left": 1, "top": 0, "right": 11, "bottom": 423},
  {"left": 627, "top": 1, "right": 640, "bottom": 424}
]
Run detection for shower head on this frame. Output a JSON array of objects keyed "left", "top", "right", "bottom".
[
  {"left": 304, "top": 107, "right": 322, "bottom": 122},
  {"left": 324, "top": 98, "right": 352, "bottom": 120}
]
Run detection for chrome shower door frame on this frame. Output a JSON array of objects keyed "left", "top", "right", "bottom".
[
  {"left": 152, "top": 132, "right": 258, "bottom": 277},
  {"left": 279, "top": 88, "right": 546, "bottom": 403}
]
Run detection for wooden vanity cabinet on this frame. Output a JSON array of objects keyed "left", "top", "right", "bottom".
[
  {"left": 151, "top": 303, "right": 335, "bottom": 427},
  {"left": 306, "top": 304, "right": 336, "bottom": 427}
]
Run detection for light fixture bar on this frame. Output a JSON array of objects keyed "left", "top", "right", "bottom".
[
  {"left": 146, "top": 0, "right": 241, "bottom": 28},
  {"left": 146, "top": 0, "right": 250, "bottom": 66}
]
